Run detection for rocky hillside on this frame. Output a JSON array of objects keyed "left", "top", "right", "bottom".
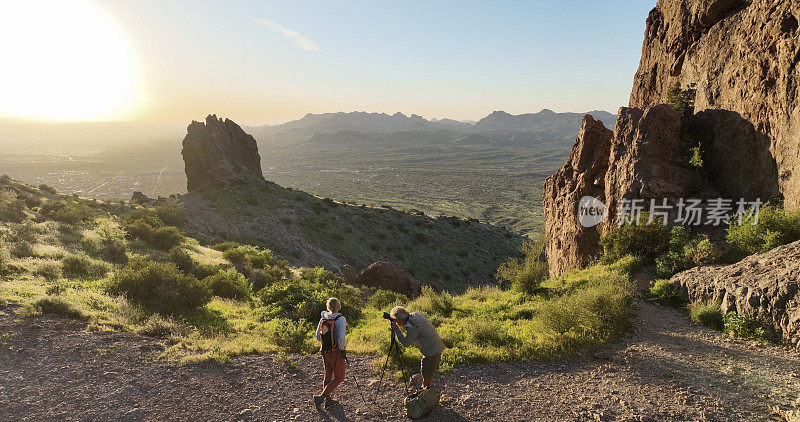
[
  {"left": 544, "top": 0, "right": 798, "bottom": 277},
  {"left": 179, "top": 115, "right": 523, "bottom": 291}
]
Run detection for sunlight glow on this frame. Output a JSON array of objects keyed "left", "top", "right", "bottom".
[{"left": 0, "top": 0, "right": 142, "bottom": 121}]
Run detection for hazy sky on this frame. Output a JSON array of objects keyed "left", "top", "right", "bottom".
[{"left": 0, "top": 0, "right": 655, "bottom": 125}]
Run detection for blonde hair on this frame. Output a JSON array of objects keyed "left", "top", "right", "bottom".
[
  {"left": 390, "top": 306, "right": 409, "bottom": 322},
  {"left": 326, "top": 297, "right": 341, "bottom": 313}
]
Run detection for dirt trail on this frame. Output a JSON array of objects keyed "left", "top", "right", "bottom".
[{"left": 1, "top": 296, "right": 799, "bottom": 421}]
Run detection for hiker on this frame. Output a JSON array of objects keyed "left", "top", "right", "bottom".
[
  {"left": 389, "top": 306, "right": 445, "bottom": 389},
  {"left": 314, "top": 297, "right": 347, "bottom": 409}
]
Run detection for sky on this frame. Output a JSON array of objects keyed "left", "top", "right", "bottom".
[{"left": 0, "top": 0, "right": 656, "bottom": 125}]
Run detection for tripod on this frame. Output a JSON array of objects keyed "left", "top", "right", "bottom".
[{"left": 377, "top": 328, "right": 412, "bottom": 395}]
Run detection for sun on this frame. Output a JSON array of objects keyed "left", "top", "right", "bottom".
[{"left": 0, "top": 0, "right": 142, "bottom": 121}]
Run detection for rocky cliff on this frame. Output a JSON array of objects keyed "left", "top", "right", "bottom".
[
  {"left": 181, "top": 115, "right": 265, "bottom": 191},
  {"left": 630, "top": 0, "right": 799, "bottom": 206},
  {"left": 670, "top": 240, "right": 800, "bottom": 348},
  {"left": 544, "top": 0, "right": 797, "bottom": 276}
]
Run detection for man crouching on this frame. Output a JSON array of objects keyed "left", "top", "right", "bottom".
[{"left": 389, "top": 306, "right": 445, "bottom": 389}]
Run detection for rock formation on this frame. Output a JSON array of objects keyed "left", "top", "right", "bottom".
[
  {"left": 340, "top": 261, "right": 443, "bottom": 298},
  {"left": 544, "top": 0, "right": 795, "bottom": 276},
  {"left": 181, "top": 115, "right": 265, "bottom": 191},
  {"left": 543, "top": 115, "right": 613, "bottom": 276},
  {"left": 670, "top": 240, "right": 800, "bottom": 348},
  {"left": 630, "top": 0, "right": 799, "bottom": 207}
]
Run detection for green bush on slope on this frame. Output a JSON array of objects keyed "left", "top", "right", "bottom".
[
  {"left": 107, "top": 257, "right": 211, "bottom": 315},
  {"left": 726, "top": 203, "right": 800, "bottom": 257}
]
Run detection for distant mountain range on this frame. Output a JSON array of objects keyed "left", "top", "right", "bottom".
[{"left": 250, "top": 109, "right": 617, "bottom": 139}]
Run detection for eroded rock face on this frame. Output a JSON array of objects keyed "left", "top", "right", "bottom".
[
  {"left": 630, "top": 0, "right": 800, "bottom": 207},
  {"left": 603, "top": 104, "right": 690, "bottom": 228},
  {"left": 670, "top": 241, "right": 800, "bottom": 348},
  {"left": 181, "top": 115, "right": 265, "bottom": 191},
  {"left": 543, "top": 115, "right": 613, "bottom": 277}
]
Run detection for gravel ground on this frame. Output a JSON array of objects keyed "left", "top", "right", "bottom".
[{"left": 1, "top": 298, "right": 799, "bottom": 421}]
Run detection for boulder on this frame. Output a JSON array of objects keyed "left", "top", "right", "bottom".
[
  {"left": 346, "top": 262, "right": 424, "bottom": 298},
  {"left": 181, "top": 114, "right": 265, "bottom": 191},
  {"left": 670, "top": 240, "right": 800, "bottom": 349}
]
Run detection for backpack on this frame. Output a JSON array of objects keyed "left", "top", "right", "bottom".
[
  {"left": 405, "top": 387, "right": 440, "bottom": 419},
  {"left": 318, "top": 315, "right": 341, "bottom": 352}
]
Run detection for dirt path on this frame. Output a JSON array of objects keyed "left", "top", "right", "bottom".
[{"left": 1, "top": 297, "right": 799, "bottom": 421}]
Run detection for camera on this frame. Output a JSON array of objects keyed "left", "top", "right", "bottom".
[{"left": 382, "top": 312, "right": 392, "bottom": 320}]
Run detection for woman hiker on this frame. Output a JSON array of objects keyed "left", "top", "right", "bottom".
[{"left": 314, "top": 297, "right": 347, "bottom": 409}]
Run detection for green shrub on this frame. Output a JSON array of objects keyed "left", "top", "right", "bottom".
[
  {"left": 654, "top": 232, "right": 719, "bottom": 278},
  {"left": 538, "top": 267, "right": 634, "bottom": 338},
  {"left": 168, "top": 247, "right": 196, "bottom": 274},
  {"left": 497, "top": 240, "right": 548, "bottom": 294},
  {"left": 151, "top": 226, "right": 184, "bottom": 250},
  {"left": 689, "top": 301, "right": 723, "bottom": 331},
  {"left": 61, "top": 254, "right": 108, "bottom": 278},
  {"left": 11, "top": 240, "right": 36, "bottom": 258},
  {"left": 648, "top": 279, "right": 686, "bottom": 307},
  {"left": 298, "top": 267, "right": 342, "bottom": 285},
  {"left": 723, "top": 312, "right": 771, "bottom": 342},
  {"left": 154, "top": 202, "right": 185, "bottom": 226},
  {"left": 470, "top": 319, "right": 515, "bottom": 347},
  {"left": 107, "top": 257, "right": 211, "bottom": 314},
  {"left": 667, "top": 81, "right": 691, "bottom": 115},
  {"left": 600, "top": 217, "right": 673, "bottom": 264},
  {"left": 249, "top": 266, "right": 290, "bottom": 292},
  {"left": 726, "top": 204, "right": 800, "bottom": 257},
  {"left": 0, "top": 190, "right": 27, "bottom": 223},
  {"left": 40, "top": 199, "right": 97, "bottom": 225},
  {"left": 38, "top": 184, "right": 58, "bottom": 194},
  {"left": 201, "top": 269, "right": 252, "bottom": 301},
  {"left": 210, "top": 241, "right": 240, "bottom": 252},
  {"left": 0, "top": 241, "right": 10, "bottom": 275},
  {"left": 123, "top": 218, "right": 156, "bottom": 242},
  {"left": 409, "top": 287, "right": 455, "bottom": 320},
  {"left": 32, "top": 296, "right": 84, "bottom": 319},
  {"left": 368, "top": 289, "right": 409, "bottom": 309},
  {"left": 258, "top": 277, "right": 364, "bottom": 323},
  {"left": 35, "top": 261, "right": 63, "bottom": 280},
  {"left": 265, "top": 318, "right": 313, "bottom": 353}
]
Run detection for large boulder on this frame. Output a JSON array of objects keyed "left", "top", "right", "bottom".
[
  {"left": 342, "top": 262, "right": 433, "bottom": 298},
  {"left": 630, "top": 0, "right": 800, "bottom": 207},
  {"left": 181, "top": 114, "right": 265, "bottom": 191},
  {"left": 670, "top": 240, "right": 800, "bottom": 349}
]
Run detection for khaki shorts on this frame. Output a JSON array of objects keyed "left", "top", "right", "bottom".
[{"left": 420, "top": 353, "right": 441, "bottom": 378}]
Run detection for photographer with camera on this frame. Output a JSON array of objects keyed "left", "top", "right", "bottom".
[{"left": 388, "top": 306, "right": 445, "bottom": 389}]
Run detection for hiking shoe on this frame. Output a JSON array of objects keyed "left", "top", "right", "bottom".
[
  {"left": 324, "top": 397, "right": 339, "bottom": 408},
  {"left": 313, "top": 395, "right": 325, "bottom": 410}
]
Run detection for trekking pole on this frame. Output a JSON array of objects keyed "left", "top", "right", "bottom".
[{"left": 344, "top": 354, "right": 374, "bottom": 409}]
